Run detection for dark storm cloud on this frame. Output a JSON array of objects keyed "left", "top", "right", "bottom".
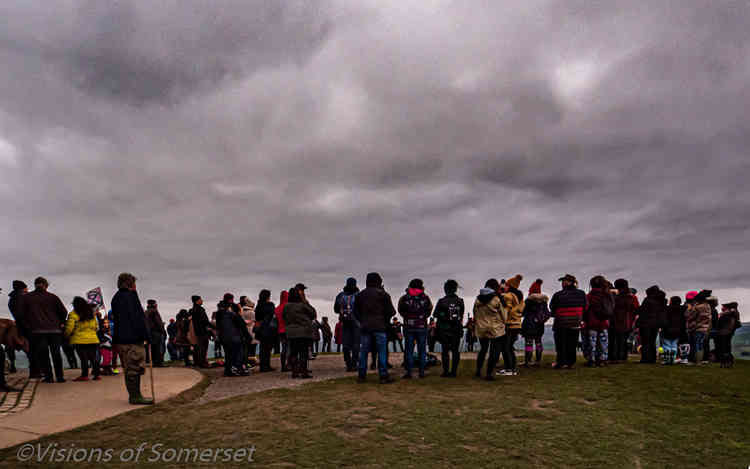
[{"left": 1, "top": 0, "right": 749, "bottom": 319}]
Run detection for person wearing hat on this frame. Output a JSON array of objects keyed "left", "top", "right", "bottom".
[
  {"left": 685, "top": 290, "right": 712, "bottom": 364},
  {"left": 334, "top": 278, "right": 361, "bottom": 371},
  {"left": 662, "top": 296, "right": 686, "bottom": 365},
  {"left": 716, "top": 302, "right": 741, "bottom": 367},
  {"left": 145, "top": 299, "right": 166, "bottom": 367},
  {"left": 111, "top": 273, "right": 153, "bottom": 404},
  {"left": 7, "top": 280, "right": 31, "bottom": 375},
  {"left": 433, "top": 279, "right": 465, "bottom": 377},
  {"left": 16, "top": 277, "right": 69, "bottom": 383},
  {"left": 549, "top": 274, "right": 587, "bottom": 369},
  {"left": 473, "top": 281, "right": 506, "bottom": 381},
  {"left": 353, "top": 272, "right": 397, "bottom": 384},
  {"left": 190, "top": 295, "right": 212, "bottom": 368},
  {"left": 500, "top": 274, "right": 524, "bottom": 375},
  {"left": 398, "top": 279, "right": 433, "bottom": 379},
  {"left": 609, "top": 279, "right": 638, "bottom": 364},
  {"left": 635, "top": 285, "right": 667, "bottom": 364}
]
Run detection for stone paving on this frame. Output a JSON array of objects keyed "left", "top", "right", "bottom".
[{"left": 0, "top": 373, "right": 37, "bottom": 417}]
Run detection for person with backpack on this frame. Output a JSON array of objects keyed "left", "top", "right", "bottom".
[
  {"left": 255, "top": 290, "right": 277, "bottom": 372},
  {"left": 398, "top": 279, "right": 433, "bottom": 379},
  {"left": 635, "top": 285, "right": 667, "bottom": 364},
  {"left": 550, "top": 274, "right": 587, "bottom": 369},
  {"left": 521, "top": 279, "right": 550, "bottom": 367},
  {"left": 662, "top": 296, "right": 686, "bottom": 365},
  {"left": 583, "top": 276, "right": 614, "bottom": 367},
  {"left": 334, "top": 278, "right": 360, "bottom": 372},
  {"left": 433, "top": 279, "right": 465, "bottom": 378},
  {"left": 473, "top": 280, "right": 506, "bottom": 381},
  {"left": 500, "top": 274, "right": 524, "bottom": 375},
  {"left": 353, "top": 272, "right": 396, "bottom": 384}
]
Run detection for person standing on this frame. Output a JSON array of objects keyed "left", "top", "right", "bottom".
[
  {"left": 583, "top": 276, "right": 614, "bottom": 367},
  {"left": 175, "top": 309, "right": 193, "bottom": 366},
  {"left": 334, "top": 318, "right": 343, "bottom": 353},
  {"left": 190, "top": 295, "right": 212, "bottom": 368},
  {"left": 354, "top": 273, "right": 396, "bottom": 384},
  {"left": 334, "top": 278, "right": 360, "bottom": 372},
  {"left": 17, "top": 277, "right": 68, "bottom": 383},
  {"left": 550, "top": 274, "right": 587, "bottom": 369},
  {"left": 635, "top": 286, "right": 667, "bottom": 364},
  {"left": 716, "top": 302, "right": 741, "bottom": 367},
  {"left": 398, "top": 279, "right": 433, "bottom": 379},
  {"left": 217, "top": 300, "right": 251, "bottom": 376},
  {"left": 64, "top": 297, "right": 101, "bottom": 381},
  {"left": 662, "top": 296, "right": 686, "bottom": 365},
  {"left": 434, "top": 279, "right": 465, "bottom": 378},
  {"left": 521, "top": 279, "right": 550, "bottom": 367},
  {"left": 501, "top": 274, "right": 525, "bottom": 375},
  {"left": 609, "top": 279, "right": 638, "bottom": 364},
  {"left": 686, "top": 290, "right": 713, "bottom": 365},
  {"left": 283, "top": 287, "right": 316, "bottom": 379},
  {"left": 275, "top": 290, "right": 290, "bottom": 371},
  {"left": 465, "top": 317, "right": 476, "bottom": 352},
  {"left": 255, "top": 290, "right": 277, "bottom": 372},
  {"left": 145, "top": 300, "right": 166, "bottom": 367},
  {"left": 111, "top": 273, "right": 153, "bottom": 405},
  {"left": 473, "top": 282, "right": 506, "bottom": 381},
  {"left": 8, "top": 280, "right": 32, "bottom": 376},
  {"left": 166, "top": 318, "right": 180, "bottom": 361},
  {"left": 320, "top": 317, "right": 333, "bottom": 353},
  {"left": 427, "top": 318, "right": 437, "bottom": 353}
]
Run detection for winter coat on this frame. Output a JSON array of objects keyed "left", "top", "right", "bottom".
[
  {"left": 275, "top": 291, "right": 288, "bottom": 334},
  {"left": 175, "top": 312, "right": 191, "bottom": 346},
  {"left": 320, "top": 321, "right": 333, "bottom": 341},
  {"left": 550, "top": 285, "right": 587, "bottom": 330},
  {"left": 716, "top": 311, "right": 739, "bottom": 336},
  {"left": 502, "top": 288, "right": 525, "bottom": 330},
  {"left": 17, "top": 289, "right": 68, "bottom": 334},
  {"left": 166, "top": 321, "right": 178, "bottom": 340},
  {"left": 473, "top": 291, "right": 506, "bottom": 339},
  {"left": 398, "top": 289, "right": 433, "bottom": 330},
  {"left": 191, "top": 305, "right": 212, "bottom": 338},
  {"left": 7, "top": 290, "right": 27, "bottom": 335},
  {"left": 521, "top": 294, "right": 550, "bottom": 337},
  {"left": 283, "top": 301, "right": 317, "bottom": 339},
  {"left": 686, "top": 302, "right": 712, "bottom": 333},
  {"left": 145, "top": 307, "right": 166, "bottom": 336},
  {"left": 636, "top": 287, "right": 667, "bottom": 330},
  {"left": 584, "top": 288, "right": 612, "bottom": 331},
  {"left": 334, "top": 321, "right": 343, "bottom": 345},
  {"left": 111, "top": 288, "right": 151, "bottom": 345},
  {"left": 63, "top": 310, "right": 100, "bottom": 345},
  {"left": 217, "top": 308, "right": 250, "bottom": 345},
  {"left": 663, "top": 304, "right": 686, "bottom": 341},
  {"left": 433, "top": 294, "right": 465, "bottom": 341},
  {"left": 255, "top": 300, "right": 277, "bottom": 340},
  {"left": 353, "top": 283, "right": 397, "bottom": 333},
  {"left": 611, "top": 292, "right": 639, "bottom": 332}
]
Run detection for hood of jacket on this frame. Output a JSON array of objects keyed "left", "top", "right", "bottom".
[
  {"left": 477, "top": 288, "right": 496, "bottom": 304},
  {"left": 526, "top": 293, "right": 549, "bottom": 303},
  {"left": 407, "top": 288, "right": 424, "bottom": 297}
]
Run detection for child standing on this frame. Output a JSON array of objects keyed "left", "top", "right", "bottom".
[
  {"left": 98, "top": 319, "right": 114, "bottom": 375},
  {"left": 662, "top": 297, "right": 685, "bottom": 365}
]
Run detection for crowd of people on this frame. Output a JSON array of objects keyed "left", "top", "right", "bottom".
[{"left": 1, "top": 271, "right": 743, "bottom": 397}]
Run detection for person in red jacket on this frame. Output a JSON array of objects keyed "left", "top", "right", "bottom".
[
  {"left": 274, "top": 290, "right": 289, "bottom": 371},
  {"left": 334, "top": 319, "right": 343, "bottom": 352},
  {"left": 584, "top": 276, "right": 613, "bottom": 367}
]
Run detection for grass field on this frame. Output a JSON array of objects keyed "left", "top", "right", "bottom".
[{"left": 2, "top": 359, "right": 749, "bottom": 468}]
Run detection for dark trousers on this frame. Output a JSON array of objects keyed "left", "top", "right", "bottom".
[
  {"left": 715, "top": 335, "right": 733, "bottom": 361},
  {"left": 554, "top": 328, "right": 579, "bottom": 366},
  {"left": 279, "top": 333, "right": 289, "bottom": 369},
  {"left": 503, "top": 329, "right": 520, "bottom": 371},
  {"left": 196, "top": 336, "right": 210, "bottom": 366},
  {"left": 640, "top": 327, "right": 658, "bottom": 363},
  {"left": 440, "top": 336, "right": 460, "bottom": 375},
  {"left": 428, "top": 335, "right": 436, "bottom": 353},
  {"left": 289, "top": 338, "right": 310, "bottom": 372},
  {"left": 476, "top": 336, "right": 502, "bottom": 377},
  {"left": 322, "top": 340, "right": 331, "bottom": 353},
  {"left": 32, "top": 333, "right": 64, "bottom": 381},
  {"left": 608, "top": 329, "right": 628, "bottom": 361},
  {"left": 149, "top": 333, "right": 165, "bottom": 366},
  {"left": 62, "top": 343, "right": 78, "bottom": 368},
  {"left": 75, "top": 344, "right": 100, "bottom": 378},
  {"left": 259, "top": 339, "right": 274, "bottom": 370},
  {"left": 224, "top": 341, "right": 243, "bottom": 375}
]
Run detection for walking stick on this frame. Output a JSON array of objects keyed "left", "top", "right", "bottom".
[{"left": 149, "top": 345, "right": 156, "bottom": 404}]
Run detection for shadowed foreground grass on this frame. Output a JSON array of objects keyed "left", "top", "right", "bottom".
[{"left": 2, "top": 359, "right": 749, "bottom": 468}]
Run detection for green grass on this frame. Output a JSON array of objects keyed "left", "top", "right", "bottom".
[{"left": 2, "top": 360, "right": 749, "bottom": 468}]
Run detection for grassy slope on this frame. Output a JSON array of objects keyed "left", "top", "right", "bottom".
[{"left": 2, "top": 360, "right": 749, "bottom": 468}]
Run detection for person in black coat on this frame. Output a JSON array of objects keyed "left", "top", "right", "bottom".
[
  {"left": 7, "top": 280, "right": 30, "bottom": 375},
  {"left": 433, "top": 280, "right": 464, "bottom": 377},
  {"left": 662, "top": 296, "right": 686, "bottom": 365},
  {"left": 353, "top": 272, "right": 396, "bottom": 384},
  {"left": 190, "top": 296, "right": 212, "bottom": 368},
  {"left": 111, "top": 273, "right": 153, "bottom": 405},
  {"left": 217, "top": 301, "right": 251, "bottom": 376},
  {"left": 635, "top": 286, "right": 667, "bottom": 364},
  {"left": 254, "top": 290, "right": 277, "bottom": 372}
]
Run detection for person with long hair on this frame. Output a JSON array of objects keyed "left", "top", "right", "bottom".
[
  {"left": 283, "top": 287, "right": 316, "bottom": 378},
  {"left": 64, "top": 297, "right": 101, "bottom": 381},
  {"left": 473, "top": 281, "right": 506, "bottom": 381}
]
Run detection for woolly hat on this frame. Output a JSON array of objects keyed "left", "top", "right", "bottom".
[
  {"left": 685, "top": 291, "right": 698, "bottom": 301},
  {"left": 191, "top": 295, "right": 202, "bottom": 303},
  {"left": 12, "top": 280, "right": 27, "bottom": 291},
  {"left": 506, "top": 274, "right": 523, "bottom": 290},
  {"left": 408, "top": 278, "right": 424, "bottom": 290},
  {"left": 528, "top": 279, "right": 543, "bottom": 295},
  {"left": 345, "top": 277, "right": 357, "bottom": 289},
  {"left": 614, "top": 279, "right": 629, "bottom": 290}
]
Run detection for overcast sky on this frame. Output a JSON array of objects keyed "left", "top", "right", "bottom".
[{"left": 1, "top": 1, "right": 748, "bottom": 321}]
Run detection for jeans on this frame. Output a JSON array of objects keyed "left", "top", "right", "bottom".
[
  {"left": 503, "top": 329, "right": 519, "bottom": 371},
  {"left": 75, "top": 344, "right": 100, "bottom": 378},
  {"left": 587, "top": 329, "right": 609, "bottom": 362},
  {"left": 32, "top": 333, "right": 64, "bottom": 381},
  {"left": 404, "top": 328, "right": 428, "bottom": 375},
  {"left": 359, "top": 331, "right": 388, "bottom": 378},
  {"left": 440, "top": 335, "right": 461, "bottom": 375},
  {"left": 554, "top": 328, "right": 578, "bottom": 367},
  {"left": 476, "top": 336, "right": 502, "bottom": 377},
  {"left": 689, "top": 331, "right": 706, "bottom": 363}
]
